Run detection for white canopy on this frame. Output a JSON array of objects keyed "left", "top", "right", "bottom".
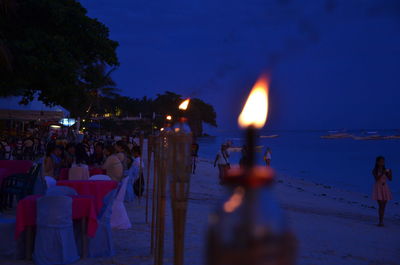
[{"left": 0, "top": 96, "right": 69, "bottom": 121}]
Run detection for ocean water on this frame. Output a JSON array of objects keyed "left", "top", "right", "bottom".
[{"left": 197, "top": 131, "right": 400, "bottom": 198}]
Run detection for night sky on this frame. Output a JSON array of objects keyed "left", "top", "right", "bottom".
[{"left": 79, "top": 0, "right": 400, "bottom": 132}]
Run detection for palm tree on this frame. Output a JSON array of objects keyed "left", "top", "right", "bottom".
[
  {"left": 82, "top": 63, "right": 119, "bottom": 116},
  {"left": 0, "top": 0, "right": 17, "bottom": 71}
]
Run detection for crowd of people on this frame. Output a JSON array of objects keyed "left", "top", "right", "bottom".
[
  {"left": 41, "top": 134, "right": 144, "bottom": 190},
  {"left": 214, "top": 141, "right": 273, "bottom": 183},
  {"left": 0, "top": 126, "right": 145, "bottom": 197}
]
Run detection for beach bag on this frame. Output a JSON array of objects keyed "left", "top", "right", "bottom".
[{"left": 133, "top": 172, "right": 144, "bottom": 197}]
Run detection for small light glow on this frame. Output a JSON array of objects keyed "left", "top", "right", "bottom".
[
  {"left": 166, "top": 115, "right": 172, "bottom": 121},
  {"left": 59, "top": 118, "right": 76, "bottom": 127},
  {"left": 50, "top": 125, "right": 61, "bottom": 129},
  {"left": 160, "top": 128, "right": 165, "bottom": 132}
]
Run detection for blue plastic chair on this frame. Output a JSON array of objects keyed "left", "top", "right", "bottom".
[
  {"left": 0, "top": 217, "right": 16, "bottom": 259},
  {"left": 46, "top": 186, "right": 77, "bottom": 196},
  {"left": 33, "top": 196, "right": 79, "bottom": 265},
  {"left": 88, "top": 189, "right": 117, "bottom": 258},
  {"left": 124, "top": 165, "right": 138, "bottom": 202}
]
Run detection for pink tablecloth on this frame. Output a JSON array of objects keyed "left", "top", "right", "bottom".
[
  {"left": 57, "top": 180, "right": 118, "bottom": 213},
  {"left": 15, "top": 195, "right": 98, "bottom": 239},
  {"left": 0, "top": 168, "right": 12, "bottom": 187},
  {"left": 0, "top": 160, "right": 33, "bottom": 186},
  {"left": 58, "top": 168, "right": 106, "bottom": 180},
  {"left": 0, "top": 160, "right": 33, "bottom": 173}
]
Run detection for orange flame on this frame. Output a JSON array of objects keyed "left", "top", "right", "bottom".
[
  {"left": 238, "top": 75, "right": 269, "bottom": 129},
  {"left": 179, "top": 99, "right": 190, "bottom": 110},
  {"left": 223, "top": 187, "right": 245, "bottom": 213}
]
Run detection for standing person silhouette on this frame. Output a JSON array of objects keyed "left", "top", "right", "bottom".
[
  {"left": 191, "top": 142, "right": 199, "bottom": 174},
  {"left": 372, "top": 156, "right": 393, "bottom": 227},
  {"left": 264, "top": 147, "right": 272, "bottom": 166},
  {"left": 214, "top": 144, "right": 230, "bottom": 183}
]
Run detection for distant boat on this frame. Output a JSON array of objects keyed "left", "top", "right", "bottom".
[
  {"left": 352, "top": 135, "right": 383, "bottom": 141},
  {"left": 382, "top": 135, "right": 400, "bottom": 140},
  {"left": 328, "top": 130, "right": 339, "bottom": 134},
  {"left": 320, "top": 133, "right": 352, "bottom": 139},
  {"left": 259, "top": 134, "right": 279, "bottom": 139}
]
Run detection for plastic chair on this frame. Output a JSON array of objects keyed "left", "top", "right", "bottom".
[
  {"left": 88, "top": 189, "right": 117, "bottom": 258},
  {"left": 0, "top": 217, "right": 16, "bottom": 259},
  {"left": 46, "top": 186, "right": 77, "bottom": 196},
  {"left": 111, "top": 177, "right": 132, "bottom": 229},
  {"left": 1, "top": 164, "right": 41, "bottom": 209},
  {"left": 89, "top": 174, "right": 111, "bottom": 180},
  {"left": 124, "top": 165, "right": 138, "bottom": 203},
  {"left": 33, "top": 196, "right": 79, "bottom": 265}
]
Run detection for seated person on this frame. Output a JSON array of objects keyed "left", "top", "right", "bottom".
[
  {"left": 68, "top": 144, "right": 89, "bottom": 180},
  {"left": 90, "top": 142, "right": 105, "bottom": 166},
  {"left": 102, "top": 145, "right": 123, "bottom": 182}
]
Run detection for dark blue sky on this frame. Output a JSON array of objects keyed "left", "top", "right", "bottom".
[{"left": 80, "top": 0, "right": 400, "bottom": 132}]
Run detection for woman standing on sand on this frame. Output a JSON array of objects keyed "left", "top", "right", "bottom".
[
  {"left": 372, "top": 156, "right": 393, "bottom": 227},
  {"left": 214, "top": 144, "right": 230, "bottom": 182}
]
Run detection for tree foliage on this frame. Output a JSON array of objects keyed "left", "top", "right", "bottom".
[
  {"left": 85, "top": 91, "right": 217, "bottom": 136},
  {"left": 0, "top": 0, "right": 119, "bottom": 108}
]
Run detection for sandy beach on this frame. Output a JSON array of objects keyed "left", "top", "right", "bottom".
[{"left": 1, "top": 157, "right": 400, "bottom": 265}]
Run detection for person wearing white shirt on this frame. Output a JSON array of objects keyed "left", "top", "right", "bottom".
[{"left": 214, "top": 144, "right": 230, "bottom": 182}]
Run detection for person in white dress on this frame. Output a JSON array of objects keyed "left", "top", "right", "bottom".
[{"left": 214, "top": 144, "right": 230, "bottom": 182}]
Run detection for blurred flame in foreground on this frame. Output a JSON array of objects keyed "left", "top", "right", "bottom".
[
  {"left": 179, "top": 99, "right": 190, "bottom": 110},
  {"left": 238, "top": 76, "right": 269, "bottom": 129},
  {"left": 223, "top": 187, "right": 245, "bottom": 213}
]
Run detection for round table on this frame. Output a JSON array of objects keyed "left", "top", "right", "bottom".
[
  {"left": 16, "top": 195, "right": 98, "bottom": 259},
  {"left": 56, "top": 180, "right": 118, "bottom": 213}
]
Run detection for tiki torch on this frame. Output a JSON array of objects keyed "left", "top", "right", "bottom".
[
  {"left": 169, "top": 98, "right": 192, "bottom": 265},
  {"left": 207, "top": 75, "right": 297, "bottom": 265},
  {"left": 153, "top": 128, "right": 172, "bottom": 265}
]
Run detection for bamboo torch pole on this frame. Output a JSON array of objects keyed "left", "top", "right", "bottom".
[
  {"left": 145, "top": 135, "right": 153, "bottom": 223},
  {"left": 150, "top": 136, "right": 159, "bottom": 254},
  {"left": 154, "top": 132, "right": 170, "bottom": 265},
  {"left": 138, "top": 132, "right": 144, "bottom": 204},
  {"left": 169, "top": 132, "right": 193, "bottom": 265}
]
